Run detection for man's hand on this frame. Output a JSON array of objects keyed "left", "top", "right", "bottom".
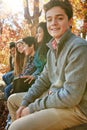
[
  {"left": 21, "top": 107, "right": 30, "bottom": 117},
  {"left": 16, "top": 106, "right": 26, "bottom": 119},
  {"left": 21, "top": 75, "right": 35, "bottom": 84}
]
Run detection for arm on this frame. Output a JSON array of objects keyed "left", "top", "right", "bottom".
[{"left": 21, "top": 64, "right": 51, "bottom": 107}]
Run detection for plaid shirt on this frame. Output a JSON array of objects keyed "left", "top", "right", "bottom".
[{"left": 21, "top": 56, "right": 37, "bottom": 76}]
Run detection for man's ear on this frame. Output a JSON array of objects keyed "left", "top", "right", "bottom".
[
  {"left": 69, "top": 18, "right": 73, "bottom": 28},
  {"left": 31, "top": 44, "right": 34, "bottom": 49}
]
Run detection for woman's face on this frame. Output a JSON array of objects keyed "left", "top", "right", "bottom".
[
  {"left": 16, "top": 42, "right": 25, "bottom": 53},
  {"left": 36, "top": 26, "right": 44, "bottom": 43}
]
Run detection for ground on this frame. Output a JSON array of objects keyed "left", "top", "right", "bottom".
[{"left": 0, "top": 99, "right": 8, "bottom": 130}]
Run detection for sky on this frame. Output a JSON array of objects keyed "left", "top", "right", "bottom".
[
  {"left": 0, "top": 0, "right": 49, "bottom": 15},
  {"left": 0, "top": 0, "right": 49, "bottom": 29},
  {"left": 4, "top": 0, "right": 24, "bottom": 14},
  {"left": 0, "top": 0, "right": 51, "bottom": 19},
  {"left": 0, "top": 0, "right": 24, "bottom": 18}
]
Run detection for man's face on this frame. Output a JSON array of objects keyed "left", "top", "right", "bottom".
[
  {"left": 24, "top": 43, "right": 34, "bottom": 56},
  {"left": 46, "top": 7, "right": 72, "bottom": 41}
]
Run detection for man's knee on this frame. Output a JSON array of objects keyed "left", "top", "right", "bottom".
[
  {"left": 8, "top": 120, "right": 20, "bottom": 130},
  {"left": 7, "top": 94, "right": 16, "bottom": 107}
]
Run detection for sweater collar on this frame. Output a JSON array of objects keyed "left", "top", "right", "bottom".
[{"left": 47, "top": 29, "right": 73, "bottom": 50}]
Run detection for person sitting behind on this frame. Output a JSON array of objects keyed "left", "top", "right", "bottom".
[
  {"left": 4, "top": 40, "right": 25, "bottom": 100},
  {"left": 2, "top": 42, "right": 15, "bottom": 86}
]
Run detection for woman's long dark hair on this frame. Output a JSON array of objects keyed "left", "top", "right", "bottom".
[{"left": 37, "top": 22, "right": 52, "bottom": 60}]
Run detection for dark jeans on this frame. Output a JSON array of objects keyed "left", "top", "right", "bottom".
[
  {"left": 4, "top": 83, "right": 13, "bottom": 99},
  {"left": 3, "top": 71, "right": 14, "bottom": 85}
]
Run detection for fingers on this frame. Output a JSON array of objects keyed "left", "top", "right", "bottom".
[
  {"left": 24, "top": 78, "right": 29, "bottom": 83},
  {"left": 16, "top": 106, "right": 25, "bottom": 119},
  {"left": 20, "top": 75, "right": 35, "bottom": 84},
  {"left": 16, "top": 109, "right": 22, "bottom": 119},
  {"left": 28, "top": 78, "right": 33, "bottom": 84},
  {"left": 24, "top": 76, "right": 34, "bottom": 84},
  {"left": 21, "top": 107, "right": 30, "bottom": 117}
]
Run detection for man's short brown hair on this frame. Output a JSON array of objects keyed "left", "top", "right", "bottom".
[{"left": 44, "top": 0, "right": 73, "bottom": 20}]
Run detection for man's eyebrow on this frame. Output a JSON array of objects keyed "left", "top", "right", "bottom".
[{"left": 46, "top": 14, "right": 64, "bottom": 19}]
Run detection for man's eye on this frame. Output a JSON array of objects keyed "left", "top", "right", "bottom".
[
  {"left": 47, "top": 19, "right": 52, "bottom": 22},
  {"left": 58, "top": 17, "right": 63, "bottom": 20}
]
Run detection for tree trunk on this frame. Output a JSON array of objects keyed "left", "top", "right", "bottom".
[{"left": 23, "top": 0, "right": 41, "bottom": 36}]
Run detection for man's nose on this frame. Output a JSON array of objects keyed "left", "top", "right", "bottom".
[{"left": 51, "top": 18, "right": 58, "bottom": 25}]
